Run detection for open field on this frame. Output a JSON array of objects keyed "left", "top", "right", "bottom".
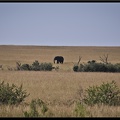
[
  {"left": 0, "top": 45, "right": 120, "bottom": 117},
  {"left": 0, "top": 45, "right": 120, "bottom": 70}
]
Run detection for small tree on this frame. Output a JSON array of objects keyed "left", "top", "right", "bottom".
[
  {"left": 16, "top": 61, "right": 21, "bottom": 70},
  {"left": 99, "top": 54, "right": 109, "bottom": 64},
  {"left": 77, "top": 56, "right": 82, "bottom": 66},
  {"left": 73, "top": 56, "right": 82, "bottom": 72}
]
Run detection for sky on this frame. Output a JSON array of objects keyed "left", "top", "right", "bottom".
[{"left": 0, "top": 2, "right": 120, "bottom": 46}]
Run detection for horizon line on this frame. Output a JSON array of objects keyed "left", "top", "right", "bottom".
[{"left": 0, "top": 44, "right": 120, "bottom": 47}]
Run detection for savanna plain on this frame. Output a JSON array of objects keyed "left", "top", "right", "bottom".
[{"left": 0, "top": 45, "right": 120, "bottom": 117}]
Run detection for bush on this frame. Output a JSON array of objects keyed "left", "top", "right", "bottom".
[
  {"left": 20, "top": 64, "right": 31, "bottom": 71},
  {"left": 17, "top": 60, "right": 53, "bottom": 71},
  {"left": 24, "top": 98, "right": 48, "bottom": 117},
  {"left": 114, "top": 63, "right": 120, "bottom": 72},
  {"left": 73, "top": 61, "right": 120, "bottom": 72},
  {"left": 39, "top": 63, "right": 53, "bottom": 71},
  {"left": 73, "top": 65, "right": 79, "bottom": 72},
  {"left": 106, "top": 63, "right": 117, "bottom": 72},
  {"left": 0, "top": 81, "right": 30, "bottom": 105},
  {"left": 74, "top": 101, "right": 89, "bottom": 117},
  {"left": 88, "top": 60, "right": 96, "bottom": 64},
  {"left": 31, "top": 60, "right": 41, "bottom": 71},
  {"left": 83, "top": 80, "right": 120, "bottom": 106}
]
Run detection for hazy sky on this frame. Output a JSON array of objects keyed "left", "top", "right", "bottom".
[{"left": 0, "top": 2, "right": 120, "bottom": 46}]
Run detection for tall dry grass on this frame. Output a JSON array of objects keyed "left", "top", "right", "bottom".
[
  {"left": 0, "top": 71, "right": 120, "bottom": 117},
  {"left": 0, "top": 45, "right": 120, "bottom": 117}
]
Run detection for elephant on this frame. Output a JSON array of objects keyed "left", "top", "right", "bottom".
[{"left": 54, "top": 56, "right": 64, "bottom": 64}]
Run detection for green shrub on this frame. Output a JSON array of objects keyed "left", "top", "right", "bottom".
[
  {"left": 74, "top": 102, "right": 89, "bottom": 117},
  {"left": 17, "top": 60, "right": 53, "bottom": 71},
  {"left": 73, "top": 61, "right": 120, "bottom": 72},
  {"left": 83, "top": 80, "right": 120, "bottom": 106},
  {"left": 20, "top": 64, "right": 31, "bottom": 71},
  {"left": 106, "top": 63, "right": 117, "bottom": 72},
  {"left": 0, "top": 81, "right": 30, "bottom": 105},
  {"left": 31, "top": 60, "right": 41, "bottom": 71},
  {"left": 39, "top": 63, "right": 53, "bottom": 71},
  {"left": 24, "top": 98, "right": 48, "bottom": 117},
  {"left": 87, "top": 60, "right": 96, "bottom": 64},
  {"left": 114, "top": 63, "right": 120, "bottom": 72},
  {"left": 73, "top": 65, "right": 79, "bottom": 72}
]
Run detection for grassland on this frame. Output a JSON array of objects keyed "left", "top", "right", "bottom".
[{"left": 0, "top": 45, "right": 120, "bottom": 117}]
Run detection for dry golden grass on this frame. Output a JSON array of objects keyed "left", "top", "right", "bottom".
[
  {"left": 0, "top": 45, "right": 120, "bottom": 117},
  {"left": 0, "top": 45, "right": 120, "bottom": 69}
]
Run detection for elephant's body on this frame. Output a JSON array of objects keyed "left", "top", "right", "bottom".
[{"left": 54, "top": 56, "right": 64, "bottom": 64}]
